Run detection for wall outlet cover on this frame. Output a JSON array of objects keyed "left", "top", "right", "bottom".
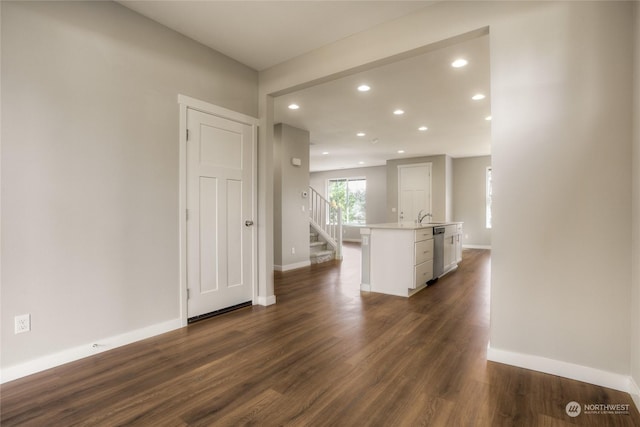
[{"left": 15, "top": 314, "right": 31, "bottom": 334}]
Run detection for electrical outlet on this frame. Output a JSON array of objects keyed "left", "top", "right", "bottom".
[
  {"left": 291, "top": 247, "right": 296, "bottom": 254},
  {"left": 15, "top": 314, "right": 31, "bottom": 334}
]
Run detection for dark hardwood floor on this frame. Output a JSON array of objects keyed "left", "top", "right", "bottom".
[{"left": 1, "top": 243, "right": 638, "bottom": 426}]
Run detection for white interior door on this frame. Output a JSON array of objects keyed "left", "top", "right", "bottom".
[
  {"left": 398, "top": 163, "right": 432, "bottom": 222},
  {"left": 186, "top": 108, "right": 254, "bottom": 318}
]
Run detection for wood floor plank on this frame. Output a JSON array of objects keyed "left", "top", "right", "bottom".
[{"left": 1, "top": 244, "right": 638, "bottom": 426}]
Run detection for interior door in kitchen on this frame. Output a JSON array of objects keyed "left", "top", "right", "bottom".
[
  {"left": 398, "top": 163, "right": 432, "bottom": 223},
  {"left": 186, "top": 108, "right": 255, "bottom": 319}
]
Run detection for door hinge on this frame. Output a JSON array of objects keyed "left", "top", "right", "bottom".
[
  {"left": 187, "top": 288, "right": 190, "bottom": 300},
  {"left": 186, "top": 129, "right": 190, "bottom": 141},
  {"left": 186, "top": 209, "right": 190, "bottom": 221}
]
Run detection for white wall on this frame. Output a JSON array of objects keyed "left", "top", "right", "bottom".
[
  {"left": 631, "top": 1, "right": 640, "bottom": 405},
  {"left": 273, "top": 124, "right": 310, "bottom": 269},
  {"left": 311, "top": 158, "right": 491, "bottom": 248},
  {"left": 310, "top": 166, "right": 387, "bottom": 241},
  {"left": 1, "top": 1, "right": 258, "bottom": 371},
  {"left": 259, "top": 0, "right": 637, "bottom": 394},
  {"left": 490, "top": 1, "right": 633, "bottom": 377},
  {"left": 453, "top": 156, "right": 492, "bottom": 248}
]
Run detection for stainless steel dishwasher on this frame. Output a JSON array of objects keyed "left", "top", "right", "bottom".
[{"left": 432, "top": 226, "right": 445, "bottom": 280}]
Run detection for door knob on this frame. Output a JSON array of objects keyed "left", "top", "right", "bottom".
[{"left": 245, "top": 220, "right": 254, "bottom": 227}]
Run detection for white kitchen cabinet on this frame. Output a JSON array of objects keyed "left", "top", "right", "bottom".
[
  {"left": 360, "top": 223, "right": 434, "bottom": 297},
  {"left": 455, "top": 223, "right": 462, "bottom": 263},
  {"left": 360, "top": 222, "right": 462, "bottom": 297},
  {"left": 443, "top": 233, "right": 455, "bottom": 273},
  {"left": 443, "top": 224, "right": 463, "bottom": 275},
  {"left": 413, "top": 234, "right": 434, "bottom": 289},
  {"left": 443, "top": 226, "right": 456, "bottom": 273}
]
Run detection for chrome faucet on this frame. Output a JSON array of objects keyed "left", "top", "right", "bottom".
[{"left": 418, "top": 210, "right": 432, "bottom": 224}]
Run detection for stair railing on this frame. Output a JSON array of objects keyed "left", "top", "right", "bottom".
[{"left": 309, "top": 186, "right": 343, "bottom": 259}]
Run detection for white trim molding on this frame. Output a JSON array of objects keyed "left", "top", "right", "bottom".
[
  {"left": 178, "top": 95, "right": 258, "bottom": 127},
  {"left": 0, "top": 318, "right": 182, "bottom": 384},
  {"left": 463, "top": 244, "right": 492, "bottom": 250},
  {"left": 274, "top": 260, "right": 311, "bottom": 272},
  {"left": 487, "top": 345, "right": 634, "bottom": 395},
  {"left": 178, "top": 94, "right": 261, "bottom": 324},
  {"left": 630, "top": 377, "right": 640, "bottom": 411},
  {"left": 256, "top": 295, "right": 277, "bottom": 306}
]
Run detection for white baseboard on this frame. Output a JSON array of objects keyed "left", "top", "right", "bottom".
[
  {"left": 256, "top": 295, "right": 276, "bottom": 306},
  {"left": 630, "top": 377, "right": 640, "bottom": 411},
  {"left": 360, "top": 283, "right": 371, "bottom": 292},
  {"left": 273, "top": 260, "right": 311, "bottom": 272},
  {"left": 343, "top": 238, "right": 362, "bottom": 243},
  {"left": 0, "top": 318, "right": 182, "bottom": 384},
  {"left": 462, "top": 244, "right": 492, "bottom": 250},
  {"left": 487, "top": 345, "right": 632, "bottom": 394}
]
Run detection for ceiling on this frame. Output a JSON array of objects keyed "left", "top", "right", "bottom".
[
  {"left": 118, "top": 1, "right": 491, "bottom": 172},
  {"left": 274, "top": 35, "right": 491, "bottom": 171},
  {"left": 118, "top": 1, "right": 435, "bottom": 71}
]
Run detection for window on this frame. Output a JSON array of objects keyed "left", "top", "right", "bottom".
[
  {"left": 486, "top": 167, "right": 492, "bottom": 229},
  {"left": 328, "top": 178, "right": 366, "bottom": 225}
]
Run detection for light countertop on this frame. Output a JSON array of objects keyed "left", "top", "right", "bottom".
[{"left": 362, "top": 221, "right": 462, "bottom": 230}]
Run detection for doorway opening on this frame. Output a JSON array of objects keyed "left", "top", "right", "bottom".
[{"left": 270, "top": 31, "right": 491, "bottom": 280}]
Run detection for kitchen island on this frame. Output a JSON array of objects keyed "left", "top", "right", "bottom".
[{"left": 360, "top": 222, "right": 462, "bottom": 297}]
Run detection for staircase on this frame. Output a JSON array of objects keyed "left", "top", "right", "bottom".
[
  {"left": 309, "top": 229, "right": 335, "bottom": 264},
  {"left": 308, "top": 186, "right": 343, "bottom": 264}
]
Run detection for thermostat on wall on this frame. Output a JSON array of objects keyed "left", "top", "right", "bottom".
[
  {"left": 291, "top": 157, "right": 302, "bottom": 166},
  {"left": 301, "top": 191, "right": 308, "bottom": 198}
]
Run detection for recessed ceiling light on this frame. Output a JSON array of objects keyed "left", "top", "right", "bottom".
[
  {"left": 393, "top": 109, "right": 405, "bottom": 115},
  {"left": 485, "top": 116, "right": 492, "bottom": 121},
  {"left": 451, "top": 58, "right": 468, "bottom": 68},
  {"left": 397, "top": 150, "right": 405, "bottom": 154},
  {"left": 322, "top": 151, "right": 329, "bottom": 155},
  {"left": 288, "top": 103, "right": 300, "bottom": 110},
  {"left": 418, "top": 126, "right": 428, "bottom": 131},
  {"left": 357, "top": 132, "right": 366, "bottom": 137},
  {"left": 357, "top": 84, "right": 371, "bottom": 92},
  {"left": 358, "top": 161, "right": 365, "bottom": 165},
  {"left": 471, "top": 94, "right": 485, "bottom": 101}
]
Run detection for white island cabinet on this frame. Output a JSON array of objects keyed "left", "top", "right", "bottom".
[
  {"left": 360, "top": 222, "right": 462, "bottom": 298},
  {"left": 443, "top": 224, "right": 463, "bottom": 273}
]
